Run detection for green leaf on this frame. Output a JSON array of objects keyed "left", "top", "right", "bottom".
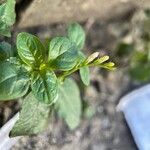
[
  {"left": 3, "top": 0, "right": 16, "bottom": 26},
  {"left": 0, "top": 41, "right": 13, "bottom": 61},
  {"left": 79, "top": 66, "right": 90, "bottom": 86},
  {"left": 56, "top": 78, "right": 82, "bottom": 129},
  {"left": 0, "top": 3, "right": 10, "bottom": 36},
  {"left": 10, "top": 93, "right": 50, "bottom": 137},
  {"left": 75, "top": 52, "right": 90, "bottom": 86},
  {"left": 76, "top": 51, "right": 86, "bottom": 65},
  {"left": 76, "top": 52, "right": 90, "bottom": 86},
  {"left": 17, "top": 32, "right": 46, "bottom": 68},
  {"left": 50, "top": 44, "right": 78, "bottom": 71},
  {"left": 0, "top": 22, "right": 11, "bottom": 36},
  {"left": 0, "top": 0, "right": 16, "bottom": 37},
  {"left": 0, "top": 3, "right": 5, "bottom": 16},
  {"left": 0, "top": 60, "right": 29, "bottom": 101},
  {"left": 48, "top": 37, "right": 72, "bottom": 60},
  {"left": 68, "top": 23, "right": 85, "bottom": 50},
  {"left": 31, "top": 70, "right": 58, "bottom": 105}
]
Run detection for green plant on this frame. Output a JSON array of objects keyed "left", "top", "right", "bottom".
[
  {"left": 0, "top": 0, "right": 115, "bottom": 137},
  {"left": 115, "top": 9, "right": 150, "bottom": 82}
]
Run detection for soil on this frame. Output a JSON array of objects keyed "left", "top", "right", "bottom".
[
  {"left": 0, "top": 0, "right": 147, "bottom": 149},
  {"left": 0, "top": 101, "right": 19, "bottom": 127}
]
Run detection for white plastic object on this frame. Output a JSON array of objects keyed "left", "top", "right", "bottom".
[
  {"left": 118, "top": 84, "right": 150, "bottom": 150},
  {"left": 0, "top": 113, "right": 20, "bottom": 150}
]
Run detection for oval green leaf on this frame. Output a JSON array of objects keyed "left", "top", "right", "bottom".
[
  {"left": 0, "top": 41, "right": 13, "bottom": 61},
  {"left": 31, "top": 70, "right": 58, "bottom": 104},
  {"left": 17, "top": 32, "right": 46, "bottom": 68},
  {"left": 10, "top": 93, "right": 50, "bottom": 137},
  {"left": 0, "top": 0, "right": 16, "bottom": 37},
  {"left": 50, "top": 44, "right": 78, "bottom": 71},
  {"left": 56, "top": 78, "right": 82, "bottom": 129},
  {"left": 48, "top": 37, "right": 72, "bottom": 60},
  {"left": 68, "top": 23, "right": 85, "bottom": 50},
  {"left": 0, "top": 61, "right": 29, "bottom": 101},
  {"left": 79, "top": 66, "right": 90, "bottom": 86}
]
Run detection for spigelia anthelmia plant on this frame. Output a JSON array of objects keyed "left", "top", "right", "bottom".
[{"left": 0, "top": 0, "right": 116, "bottom": 137}]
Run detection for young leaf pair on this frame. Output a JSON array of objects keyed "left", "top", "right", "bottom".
[{"left": 14, "top": 23, "right": 87, "bottom": 105}]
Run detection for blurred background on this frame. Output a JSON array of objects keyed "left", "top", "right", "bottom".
[{"left": 1, "top": 0, "right": 150, "bottom": 149}]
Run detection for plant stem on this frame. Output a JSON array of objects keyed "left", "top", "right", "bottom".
[{"left": 58, "top": 63, "right": 100, "bottom": 81}]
